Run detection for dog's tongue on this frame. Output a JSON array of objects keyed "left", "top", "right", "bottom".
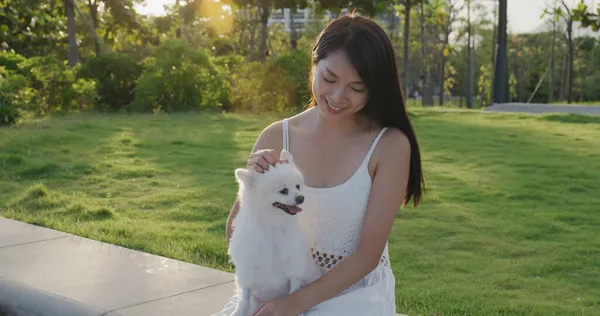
[{"left": 288, "top": 205, "right": 302, "bottom": 214}]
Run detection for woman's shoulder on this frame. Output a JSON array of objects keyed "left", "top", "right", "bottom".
[
  {"left": 374, "top": 127, "right": 411, "bottom": 163},
  {"left": 251, "top": 120, "right": 284, "bottom": 153},
  {"left": 250, "top": 109, "right": 312, "bottom": 152}
]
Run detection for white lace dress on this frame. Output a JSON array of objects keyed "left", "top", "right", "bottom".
[{"left": 211, "top": 119, "right": 397, "bottom": 315}]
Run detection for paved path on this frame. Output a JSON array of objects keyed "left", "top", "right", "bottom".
[
  {"left": 485, "top": 103, "right": 600, "bottom": 116},
  {"left": 0, "top": 217, "right": 406, "bottom": 316},
  {"left": 0, "top": 217, "right": 235, "bottom": 316}
]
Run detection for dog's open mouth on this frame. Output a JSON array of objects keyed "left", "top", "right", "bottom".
[{"left": 272, "top": 202, "right": 302, "bottom": 215}]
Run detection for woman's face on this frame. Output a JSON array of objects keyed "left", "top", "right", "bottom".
[{"left": 311, "top": 49, "right": 369, "bottom": 122}]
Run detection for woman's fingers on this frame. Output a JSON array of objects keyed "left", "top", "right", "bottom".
[{"left": 246, "top": 149, "right": 287, "bottom": 173}]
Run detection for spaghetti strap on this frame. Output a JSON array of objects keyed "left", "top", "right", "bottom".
[
  {"left": 362, "top": 127, "right": 388, "bottom": 165},
  {"left": 282, "top": 118, "right": 289, "bottom": 151}
]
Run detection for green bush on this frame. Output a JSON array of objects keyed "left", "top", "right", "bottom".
[
  {"left": 211, "top": 54, "right": 245, "bottom": 111},
  {"left": 71, "top": 78, "right": 99, "bottom": 110},
  {"left": 0, "top": 51, "right": 26, "bottom": 71},
  {"left": 78, "top": 53, "right": 142, "bottom": 111},
  {"left": 131, "top": 40, "right": 230, "bottom": 113},
  {"left": 17, "top": 55, "right": 81, "bottom": 115},
  {"left": 0, "top": 55, "right": 99, "bottom": 116},
  {"left": 270, "top": 49, "right": 311, "bottom": 110},
  {"left": 230, "top": 61, "right": 297, "bottom": 114},
  {"left": 0, "top": 93, "right": 20, "bottom": 127},
  {"left": 0, "top": 67, "right": 22, "bottom": 126}
]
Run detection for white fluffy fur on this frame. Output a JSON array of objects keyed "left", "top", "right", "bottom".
[{"left": 228, "top": 150, "right": 322, "bottom": 316}]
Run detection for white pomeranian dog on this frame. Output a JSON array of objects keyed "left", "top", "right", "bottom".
[{"left": 228, "top": 149, "right": 321, "bottom": 316}]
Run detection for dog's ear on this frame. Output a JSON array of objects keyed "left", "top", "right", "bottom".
[
  {"left": 235, "top": 168, "right": 255, "bottom": 187},
  {"left": 280, "top": 149, "right": 294, "bottom": 164}
]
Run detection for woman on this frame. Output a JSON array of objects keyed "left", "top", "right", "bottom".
[{"left": 216, "top": 10, "right": 424, "bottom": 316}]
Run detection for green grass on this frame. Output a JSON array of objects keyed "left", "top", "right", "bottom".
[
  {"left": 1, "top": 110, "right": 599, "bottom": 315},
  {"left": 551, "top": 101, "right": 600, "bottom": 106}
]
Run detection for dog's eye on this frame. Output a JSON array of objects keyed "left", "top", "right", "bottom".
[
  {"left": 279, "top": 188, "right": 288, "bottom": 195},
  {"left": 296, "top": 185, "right": 300, "bottom": 190}
]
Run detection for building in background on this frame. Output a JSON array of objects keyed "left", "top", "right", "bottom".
[{"left": 268, "top": 4, "right": 343, "bottom": 33}]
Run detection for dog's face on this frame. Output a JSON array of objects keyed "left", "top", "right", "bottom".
[{"left": 235, "top": 150, "right": 305, "bottom": 216}]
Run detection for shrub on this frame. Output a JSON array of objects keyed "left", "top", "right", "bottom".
[
  {"left": 230, "top": 61, "right": 297, "bottom": 114},
  {"left": 17, "top": 55, "right": 81, "bottom": 115},
  {"left": 211, "top": 54, "right": 245, "bottom": 111},
  {"left": 78, "top": 53, "right": 142, "bottom": 111},
  {"left": 0, "top": 51, "right": 26, "bottom": 71},
  {"left": 0, "top": 67, "right": 24, "bottom": 126},
  {"left": 0, "top": 55, "right": 99, "bottom": 116},
  {"left": 0, "top": 93, "right": 20, "bottom": 127},
  {"left": 131, "top": 40, "right": 230, "bottom": 113},
  {"left": 71, "top": 78, "right": 99, "bottom": 110},
  {"left": 270, "top": 49, "right": 312, "bottom": 110}
]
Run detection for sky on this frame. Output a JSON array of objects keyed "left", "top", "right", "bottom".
[{"left": 134, "top": 0, "right": 598, "bottom": 34}]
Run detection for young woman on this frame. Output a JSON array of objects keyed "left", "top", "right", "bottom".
[{"left": 215, "top": 10, "right": 425, "bottom": 316}]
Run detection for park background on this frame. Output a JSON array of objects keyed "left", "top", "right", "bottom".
[{"left": 1, "top": 0, "right": 599, "bottom": 315}]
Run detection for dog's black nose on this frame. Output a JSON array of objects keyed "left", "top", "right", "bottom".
[{"left": 296, "top": 195, "right": 304, "bottom": 204}]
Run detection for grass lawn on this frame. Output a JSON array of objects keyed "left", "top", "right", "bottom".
[
  {"left": 551, "top": 101, "right": 600, "bottom": 106},
  {"left": 1, "top": 110, "right": 599, "bottom": 315}
]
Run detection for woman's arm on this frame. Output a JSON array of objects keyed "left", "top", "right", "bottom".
[
  {"left": 288, "top": 129, "right": 412, "bottom": 312},
  {"left": 225, "top": 200, "right": 240, "bottom": 248}
]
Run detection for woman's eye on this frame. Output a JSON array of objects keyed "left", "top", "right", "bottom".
[{"left": 323, "top": 76, "right": 334, "bottom": 83}]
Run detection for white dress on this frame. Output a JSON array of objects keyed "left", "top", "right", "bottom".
[{"left": 212, "top": 118, "right": 396, "bottom": 315}]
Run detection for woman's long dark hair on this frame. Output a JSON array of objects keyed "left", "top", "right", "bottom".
[{"left": 308, "top": 10, "right": 425, "bottom": 208}]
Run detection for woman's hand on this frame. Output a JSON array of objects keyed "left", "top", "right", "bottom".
[
  {"left": 252, "top": 297, "right": 301, "bottom": 316},
  {"left": 247, "top": 149, "right": 283, "bottom": 173}
]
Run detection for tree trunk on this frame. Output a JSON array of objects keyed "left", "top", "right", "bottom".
[
  {"left": 259, "top": 2, "right": 270, "bottom": 62},
  {"left": 420, "top": 1, "right": 433, "bottom": 106},
  {"left": 559, "top": 52, "right": 568, "bottom": 101},
  {"left": 439, "top": 52, "right": 446, "bottom": 106},
  {"left": 65, "top": 0, "right": 79, "bottom": 67},
  {"left": 290, "top": 9, "right": 298, "bottom": 50},
  {"left": 566, "top": 18, "right": 574, "bottom": 104},
  {"left": 549, "top": 11, "right": 556, "bottom": 103},
  {"left": 466, "top": 0, "right": 473, "bottom": 108},
  {"left": 420, "top": 0, "right": 426, "bottom": 106},
  {"left": 402, "top": 2, "right": 412, "bottom": 97},
  {"left": 491, "top": 1, "right": 497, "bottom": 67},
  {"left": 87, "top": 0, "right": 100, "bottom": 56},
  {"left": 247, "top": 10, "right": 258, "bottom": 61}
]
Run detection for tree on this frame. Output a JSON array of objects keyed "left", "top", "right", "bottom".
[
  {"left": 82, "top": 0, "right": 144, "bottom": 55},
  {"left": 0, "top": 0, "right": 66, "bottom": 57},
  {"left": 544, "top": 0, "right": 561, "bottom": 103},
  {"left": 438, "top": 0, "right": 462, "bottom": 106},
  {"left": 65, "top": 0, "right": 79, "bottom": 66},
  {"left": 542, "top": 1, "right": 577, "bottom": 103},
  {"left": 572, "top": 2, "right": 600, "bottom": 31},
  {"left": 466, "top": 0, "right": 473, "bottom": 108},
  {"left": 492, "top": 0, "right": 509, "bottom": 104},
  {"left": 397, "top": 0, "right": 421, "bottom": 97},
  {"left": 233, "top": 0, "right": 390, "bottom": 62}
]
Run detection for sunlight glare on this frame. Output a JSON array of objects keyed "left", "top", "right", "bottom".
[{"left": 199, "top": 0, "right": 234, "bottom": 34}]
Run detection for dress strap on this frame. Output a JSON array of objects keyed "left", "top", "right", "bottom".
[
  {"left": 363, "top": 127, "right": 388, "bottom": 165},
  {"left": 282, "top": 118, "right": 289, "bottom": 151}
]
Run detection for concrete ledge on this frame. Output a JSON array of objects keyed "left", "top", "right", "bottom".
[
  {"left": 0, "top": 277, "right": 109, "bottom": 316},
  {"left": 0, "top": 217, "right": 406, "bottom": 316},
  {"left": 0, "top": 217, "right": 234, "bottom": 316}
]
